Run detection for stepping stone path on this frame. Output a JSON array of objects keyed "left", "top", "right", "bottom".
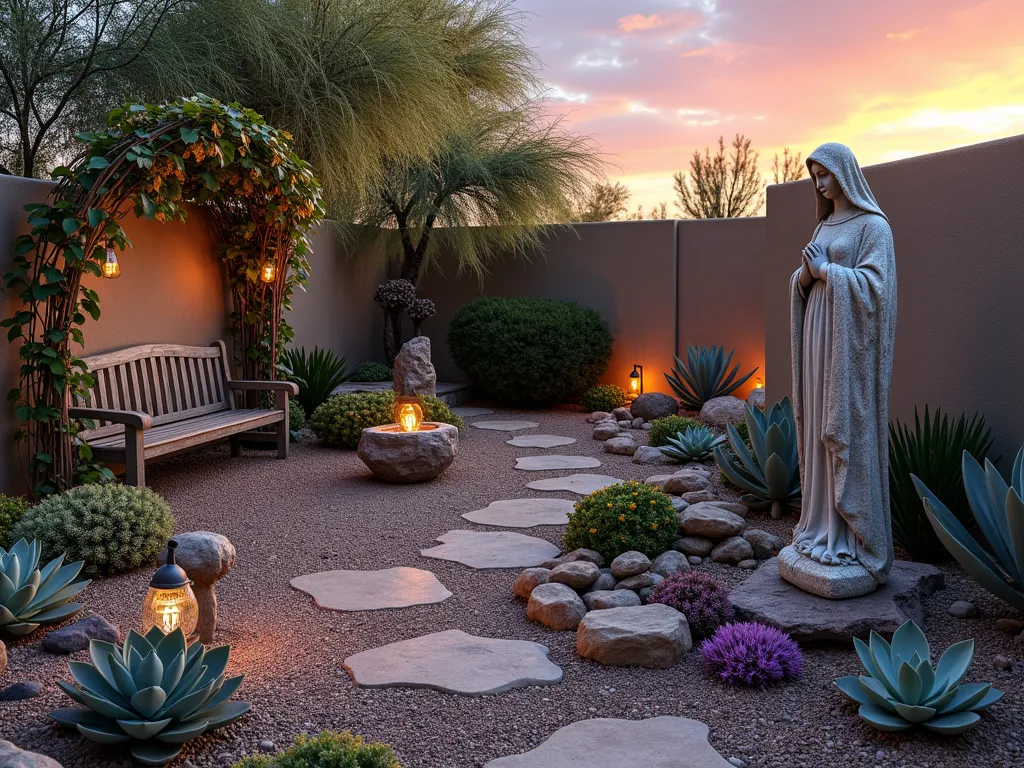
[
  {"left": 515, "top": 455, "right": 602, "bottom": 471},
  {"left": 462, "top": 499, "right": 575, "bottom": 528},
  {"left": 472, "top": 420, "right": 539, "bottom": 431},
  {"left": 421, "top": 530, "right": 560, "bottom": 569},
  {"left": 452, "top": 406, "right": 496, "bottom": 417},
  {"left": 344, "top": 629, "right": 562, "bottom": 696},
  {"left": 526, "top": 473, "right": 623, "bottom": 495},
  {"left": 290, "top": 567, "right": 452, "bottom": 611},
  {"left": 484, "top": 716, "right": 732, "bottom": 767},
  {"left": 506, "top": 434, "right": 577, "bottom": 448}
]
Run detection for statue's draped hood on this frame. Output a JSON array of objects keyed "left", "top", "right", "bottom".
[{"left": 807, "top": 143, "right": 887, "bottom": 223}]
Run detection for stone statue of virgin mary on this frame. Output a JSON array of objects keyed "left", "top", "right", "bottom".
[{"left": 778, "top": 142, "right": 898, "bottom": 599}]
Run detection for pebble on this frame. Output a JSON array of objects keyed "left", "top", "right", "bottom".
[
  {"left": 993, "top": 655, "right": 1014, "bottom": 671},
  {"left": 728, "top": 758, "right": 747, "bottom": 768},
  {"left": 947, "top": 600, "right": 978, "bottom": 618},
  {"left": 258, "top": 740, "right": 277, "bottom": 752},
  {"left": 996, "top": 618, "right": 1024, "bottom": 633},
  {"left": 0, "top": 681, "right": 41, "bottom": 701},
  {"left": 688, "top": 556, "right": 703, "bottom": 565}
]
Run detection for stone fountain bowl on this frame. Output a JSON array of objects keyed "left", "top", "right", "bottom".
[{"left": 357, "top": 422, "right": 459, "bottom": 483}]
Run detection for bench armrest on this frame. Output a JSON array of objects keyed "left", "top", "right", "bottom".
[
  {"left": 69, "top": 406, "right": 152, "bottom": 430},
  {"left": 228, "top": 380, "right": 299, "bottom": 396}
]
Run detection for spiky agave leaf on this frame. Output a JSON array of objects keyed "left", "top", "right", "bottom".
[
  {"left": 659, "top": 425, "right": 726, "bottom": 462},
  {"left": 280, "top": 345, "right": 351, "bottom": 416},
  {"left": 834, "top": 619, "right": 1001, "bottom": 734},
  {"left": 50, "top": 627, "right": 250, "bottom": 766},
  {"left": 0, "top": 538, "right": 89, "bottom": 637},
  {"left": 664, "top": 344, "right": 757, "bottom": 410}
]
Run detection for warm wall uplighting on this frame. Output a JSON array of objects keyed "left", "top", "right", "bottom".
[
  {"left": 102, "top": 246, "right": 121, "bottom": 279},
  {"left": 394, "top": 397, "right": 423, "bottom": 432},
  {"left": 260, "top": 261, "right": 277, "bottom": 283},
  {"left": 629, "top": 364, "right": 644, "bottom": 395},
  {"left": 142, "top": 540, "right": 198, "bottom": 636},
  {"left": 755, "top": 377, "right": 764, "bottom": 390}
]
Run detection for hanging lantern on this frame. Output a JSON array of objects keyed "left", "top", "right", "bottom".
[
  {"left": 259, "top": 261, "right": 277, "bottom": 283},
  {"left": 102, "top": 244, "right": 121, "bottom": 279},
  {"left": 393, "top": 396, "right": 423, "bottom": 432},
  {"left": 629, "top": 364, "right": 644, "bottom": 395},
  {"left": 141, "top": 540, "right": 199, "bottom": 637}
]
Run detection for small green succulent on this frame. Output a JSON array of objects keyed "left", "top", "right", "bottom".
[
  {"left": 660, "top": 425, "right": 726, "bottom": 462},
  {"left": 51, "top": 626, "right": 249, "bottom": 766},
  {"left": 1, "top": 538, "right": 89, "bottom": 637},
  {"left": 835, "top": 620, "right": 1001, "bottom": 734}
]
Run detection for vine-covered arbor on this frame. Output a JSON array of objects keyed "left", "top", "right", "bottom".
[{"left": 1, "top": 95, "right": 323, "bottom": 495}]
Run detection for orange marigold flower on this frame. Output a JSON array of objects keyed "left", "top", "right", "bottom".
[
  {"left": 629, "top": 503, "right": 637, "bottom": 510},
  {"left": 651, "top": 523, "right": 658, "bottom": 530},
  {"left": 649, "top": 500, "right": 656, "bottom": 505},
  {"left": 589, "top": 528, "right": 597, "bottom": 535},
  {"left": 607, "top": 503, "right": 613, "bottom": 509},
  {"left": 632, "top": 492, "right": 638, "bottom": 497},
  {"left": 618, "top": 514, "right": 625, "bottom": 522}
]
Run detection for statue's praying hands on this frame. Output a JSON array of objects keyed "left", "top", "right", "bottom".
[{"left": 800, "top": 242, "right": 830, "bottom": 284}]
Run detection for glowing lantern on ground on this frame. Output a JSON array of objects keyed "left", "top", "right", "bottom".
[
  {"left": 629, "top": 364, "right": 644, "bottom": 395},
  {"left": 394, "top": 396, "right": 423, "bottom": 432},
  {"left": 142, "top": 540, "right": 199, "bottom": 637},
  {"left": 102, "top": 245, "right": 121, "bottom": 279}
]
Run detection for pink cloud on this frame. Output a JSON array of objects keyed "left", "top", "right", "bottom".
[{"left": 617, "top": 12, "right": 701, "bottom": 33}]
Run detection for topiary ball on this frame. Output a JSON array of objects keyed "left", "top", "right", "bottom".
[
  {"left": 448, "top": 297, "right": 613, "bottom": 407},
  {"left": 12, "top": 485, "right": 175, "bottom": 577},
  {"left": 648, "top": 415, "right": 701, "bottom": 447},
  {"left": 563, "top": 481, "right": 677, "bottom": 561},
  {"left": 350, "top": 362, "right": 393, "bottom": 382},
  {"left": 582, "top": 384, "right": 627, "bottom": 413},
  {"left": 309, "top": 390, "right": 463, "bottom": 449},
  {"left": 646, "top": 571, "right": 734, "bottom": 640},
  {"left": 232, "top": 730, "right": 399, "bottom": 767},
  {"left": 700, "top": 621, "right": 804, "bottom": 688}
]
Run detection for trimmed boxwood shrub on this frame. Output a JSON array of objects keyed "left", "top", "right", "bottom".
[
  {"left": 309, "top": 390, "right": 463, "bottom": 449},
  {"left": 563, "top": 480, "right": 677, "bottom": 560},
  {"left": 233, "top": 731, "right": 399, "bottom": 767},
  {"left": 12, "top": 484, "right": 174, "bottom": 577},
  {"left": 447, "top": 297, "right": 613, "bottom": 407},
  {"left": 0, "top": 494, "right": 28, "bottom": 549},
  {"left": 648, "top": 415, "right": 701, "bottom": 447},
  {"left": 351, "top": 361, "right": 393, "bottom": 383},
  {"left": 582, "top": 384, "right": 627, "bottom": 413}
]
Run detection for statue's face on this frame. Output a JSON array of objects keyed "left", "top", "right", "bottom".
[{"left": 809, "top": 161, "right": 841, "bottom": 200}]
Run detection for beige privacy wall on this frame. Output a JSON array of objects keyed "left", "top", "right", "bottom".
[{"left": 765, "top": 133, "right": 1024, "bottom": 465}]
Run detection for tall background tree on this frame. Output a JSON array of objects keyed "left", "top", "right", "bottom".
[
  {"left": 0, "top": 0, "right": 178, "bottom": 177},
  {"left": 570, "top": 180, "right": 631, "bottom": 222},
  {"left": 772, "top": 147, "right": 805, "bottom": 183},
  {"left": 673, "top": 133, "right": 763, "bottom": 218}
]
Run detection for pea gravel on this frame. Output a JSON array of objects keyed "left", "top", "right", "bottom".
[{"left": 0, "top": 410, "right": 1021, "bottom": 768}]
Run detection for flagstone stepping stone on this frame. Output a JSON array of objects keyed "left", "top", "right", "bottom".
[
  {"left": 526, "top": 473, "right": 623, "bottom": 495},
  {"left": 290, "top": 567, "right": 452, "bottom": 612},
  {"left": 484, "top": 716, "right": 732, "bottom": 767},
  {"left": 421, "top": 530, "right": 560, "bottom": 569},
  {"left": 506, "top": 434, "right": 577, "bottom": 448},
  {"left": 462, "top": 499, "right": 575, "bottom": 528},
  {"left": 515, "top": 455, "right": 602, "bottom": 471},
  {"left": 472, "top": 420, "right": 539, "bottom": 431},
  {"left": 344, "top": 629, "right": 562, "bottom": 696},
  {"left": 452, "top": 406, "right": 496, "bottom": 417}
]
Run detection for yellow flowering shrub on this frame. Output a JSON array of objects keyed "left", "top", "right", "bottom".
[{"left": 564, "top": 481, "right": 677, "bottom": 560}]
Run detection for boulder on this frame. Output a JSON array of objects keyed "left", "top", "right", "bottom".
[
  {"left": 673, "top": 536, "right": 714, "bottom": 557},
  {"left": 711, "top": 536, "right": 754, "bottom": 564},
  {"left": 641, "top": 423, "right": 653, "bottom": 431},
  {"left": 0, "top": 681, "right": 41, "bottom": 701},
  {"left": 42, "top": 615, "right": 118, "bottom": 655},
  {"left": 527, "top": 583, "right": 588, "bottom": 631},
  {"left": 708, "top": 501, "right": 749, "bottom": 517},
  {"left": 611, "top": 407, "right": 633, "bottom": 422},
  {"left": 746, "top": 388, "right": 766, "bottom": 410},
  {"left": 576, "top": 604, "right": 692, "bottom": 668},
  {"left": 633, "top": 447, "right": 678, "bottom": 465},
  {"left": 680, "top": 489, "right": 718, "bottom": 504},
  {"left": 592, "top": 423, "right": 620, "bottom": 441},
  {"left": 513, "top": 568, "right": 550, "bottom": 599},
  {"left": 650, "top": 550, "right": 690, "bottom": 578},
  {"left": 948, "top": 600, "right": 979, "bottom": 619},
  {"left": 582, "top": 590, "right": 642, "bottom": 610},
  {"left": 678, "top": 504, "right": 745, "bottom": 539},
  {"left": 587, "top": 411, "right": 611, "bottom": 423},
  {"left": 699, "top": 396, "right": 747, "bottom": 427},
  {"left": 584, "top": 572, "right": 617, "bottom": 593},
  {"left": 158, "top": 531, "right": 236, "bottom": 644},
  {"left": 670, "top": 497, "right": 689, "bottom": 512},
  {"left": 392, "top": 336, "right": 436, "bottom": 397},
  {"left": 540, "top": 549, "right": 605, "bottom": 569},
  {"left": 549, "top": 561, "right": 600, "bottom": 590},
  {"left": 631, "top": 417, "right": 645, "bottom": 429},
  {"left": 358, "top": 422, "right": 459, "bottom": 483},
  {"left": 743, "top": 529, "right": 784, "bottom": 559},
  {"left": 663, "top": 471, "right": 712, "bottom": 496},
  {"left": 604, "top": 436, "right": 639, "bottom": 456},
  {"left": 630, "top": 393, "right": 678, "bottom": 421},
  {"left": 645, "top": 474, "right": 672, "bottom": 490},
  {"left": 609, "top": 551, "right": 651, "bottom": 579},
  {"left": 617, "top": 420, "right": 632, "bottom": 428},
  {"left": 738, "top": 560, "right": 758, "bottom": 570},
  {"left": 614, "top": 573, "right": 654, "bottom": 591},
  {"left": 0, "top": 741, "right": 63, "bottom": 767}
]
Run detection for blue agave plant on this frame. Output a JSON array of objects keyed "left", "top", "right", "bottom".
[
  {"left": 664, "top": 344, "right": 757, "bottom": 411},
  {"left": 660, "top": 425, "right": 726, "bottom": 462},
  {"left": 835, "top": 620, "right": 1001, "bottom": 734},
  {"left": 1, "top": 538, "right": 89, "bottom": 637},
  {"left": 914, "top": 445, "right": 1024, "bottom": 614}
]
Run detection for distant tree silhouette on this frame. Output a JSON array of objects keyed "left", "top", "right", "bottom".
[
  {"left": 772, "top": 147, "right": 805, "bottom": 183},
  {"left": 673, "top": 134, "right": 763, "bottom": 218},
  {"left": 626, "top": 201, "right": 670, "bottom": 220},
  {"left": 571, "top": 180, "right": 631, "bottom": 221}
]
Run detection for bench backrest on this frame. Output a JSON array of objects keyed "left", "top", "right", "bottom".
[{"left": 78, "top": 342, "right": 233, "bottom": 440}]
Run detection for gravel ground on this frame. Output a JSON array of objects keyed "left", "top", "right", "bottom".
[{"left": 1, "top": 408, "right": 1022, "bottom": 768}]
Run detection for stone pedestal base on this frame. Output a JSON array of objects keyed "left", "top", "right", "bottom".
[
  {"left": 777, "top": 545, "right": 878, "bottom": 599},
  {"left": 358, "top": 422, "right": 458, "bottom": 483}
]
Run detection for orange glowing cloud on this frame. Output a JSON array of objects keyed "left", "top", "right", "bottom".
[
  {"left": 618, "top": 12, "right": 700, "bottom": 33},
  {"left": 886, "top": 29, "right": 924, "bottom": 41}
]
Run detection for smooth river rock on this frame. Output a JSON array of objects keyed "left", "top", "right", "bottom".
[
  {"left": 421, "top": 530, "right": 560, "bottom": 569},
  {"left": 630, "top": 393, "right": 679, "bottom": 421},
  {"left": 0, "top": 741, "right": 64, "bottom": 767},
  {"left": 548, "top": 561, "right": 600, "bottom": 590},
  {"left": 604, "top": 436, "right": 639, "bottom": 455},
  {"left": 698, "top": 396, "right": 747, "bottom": 427},
  {"left": 678, "top": 504, "right": 745, "bottom": 538},
  {"left": 513, "top": 568, "right": 550, "bottom": 599},
  {"left": 527, "top": 583, "right": 588, "bottom": 630},
  {"left": 609, "top": 551, "right": 651, "bottom": 579},
  {"left": 633, "top": 446, "right": 680, "bottom": 465},
  {"left": 290, "top": 567, "right": 451, "bottom": 611},
  {"left": 576, "top": 604, "right": 692, "bottom": 668},
  {"left": 582, "top": 590, "right": 643, "bottom": 610},
  {"left": 663, "top": 470, "right": 713, "bottom": 496}
]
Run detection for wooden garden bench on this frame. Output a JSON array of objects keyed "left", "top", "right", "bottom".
[{"left": 70, "top": 341, "right": 297, "bottom": 487}]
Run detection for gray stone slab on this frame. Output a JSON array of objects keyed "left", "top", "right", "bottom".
[
  {"left": 515, "top": 455, "right": 602, "bottom": 471},
  {"left": 344, "top": 629, "right": 562, "bottom": 696},
  {"left": 462, "top": 499, "right": 575, "bottom": 528},
  {"left": 506, "top": 434, "right": 577, "bottom": 448},
  {"left": 452, "top": 406, "right": 496, "bottom": 418},
  {"left": 730, "top": 557, "right": 945, "bottom": 642},
  {"left": 472, "top": 420, "right": 540, "bottom": 431},
  {"left": 484, "top": 717, "right": 731, "bottom": 767},
  {"left": 290, "top": 567, "right": 451, "bottom": 611},
  {"left": 526, "top": 474, "right": 623, "bottom": 495},
  {"left": 421, "top": 530, "right": 561, "bottom": 569}
]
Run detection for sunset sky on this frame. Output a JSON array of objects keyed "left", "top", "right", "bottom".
[{"left": 518, "top": 0, "right": 1024, "bottom": 213}]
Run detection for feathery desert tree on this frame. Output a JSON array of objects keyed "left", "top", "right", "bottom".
[
  {"left": 673, "top": 134, "right": 763, "bottom": 218},
  {"left": 772, "top": 147, "right": 805, "bottom": 183},
  {"left": 571, "top": 180, "right": 631, "bottom": 222}
]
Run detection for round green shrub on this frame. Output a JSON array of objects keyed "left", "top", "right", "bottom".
[
  {"left": 447, "top": 297, "right": 613, "bottom": 407},
  {"left": 582, "top": 384, "right": 627, "bottom": 412},
  {"left": 648, "top": 415, "right": 701, "bottom": 447},
  {"left": 309, "top": 390, "right": 464, "bottom": 449},
  {"left": 564, "top": 480, "right": 678, "bottom": 561},
  {"left": 12, "top": 485, "right": 175, "bottom": 577},
  {"left": 730, "top": 417, "right": 750, "bottom": 448},
  {"left": 289, "top": 399, "right": 307, "bottom": 432},
  {"left": 0, "top": 494, "right": 28, "bottom": 549},
  {"left": 351, "top": 361, "right": 393, "bottom": 382},
  {"left": 232, "top": 731, "right": 399, "bottom": 767}
]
